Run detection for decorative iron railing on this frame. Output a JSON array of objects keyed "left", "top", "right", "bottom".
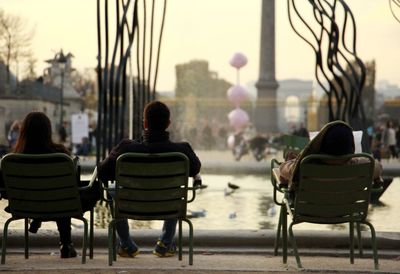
[
  {"left": 287, "top": 0, "right": 367, "bottom": 134},
  {"left": 96, "top": 0, "right": 167, "bottom": 163}
]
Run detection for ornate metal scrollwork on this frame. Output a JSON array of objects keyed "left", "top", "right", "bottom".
[
  {"left": 390, "top": 0, "right": 400, "bottom": 23},
  {"left": 96, "top": 0, "right": 167, "bottom": 162},
  {"left": 287, "top": 0, "right": 367, "bottom": 133}
]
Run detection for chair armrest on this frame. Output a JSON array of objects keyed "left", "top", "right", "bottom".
[
  {"left": 98, "top": 178, "right": 114, "bottom": 203},
  {"left": 270, "top": 158, "right": 286, "bottom": 206},
  {"left": 78, "top": 167, "right": 98, "bottom": 191},
  {"left": 283, "top": 191, "right": 294, "bottom": 219},
  {"left": 187, "top": 174, "right": 202, "bottom": 203}
]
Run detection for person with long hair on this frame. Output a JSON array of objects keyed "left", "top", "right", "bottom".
[{"left": 13, "top": 112, "right": 77, "bottom": 258}]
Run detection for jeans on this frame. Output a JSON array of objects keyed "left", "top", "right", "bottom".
[
  {"left": 116, "top": 219, "right": 177, "bottom": 250},
  {"left": 108, "top": 184, "right": 177, "bottom": 250}
]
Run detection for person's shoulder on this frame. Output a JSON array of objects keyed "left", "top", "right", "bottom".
[
  {"left": 172, "top": 141, "right": 194, "bottom": 148},
  {"left": 117, "top": 138, "right": 141, "bottom": 147}
]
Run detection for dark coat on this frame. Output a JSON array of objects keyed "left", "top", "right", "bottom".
[{"left": 98, "top": 130, "right": 201, "bottom": 182}]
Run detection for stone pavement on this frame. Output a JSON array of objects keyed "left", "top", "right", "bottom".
[
  {"left": 1, "top": 229, "right": 399, "bottom": 273},
  {"left": 1, "top": 248, "right": 400, "bottom": 273}
]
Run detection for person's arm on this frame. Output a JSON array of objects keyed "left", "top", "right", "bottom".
[
  {"left": 278, "top": 158, "right": 297, "bottom": 187},
  {"left": 351, "top": 157, "right": 383, "bottom": 182},
  {"left": 182, "top": 142, "right": 201, "bottom": 177},
  {"left": 97, "top": 139, "right": 131, "bottom": 182}
]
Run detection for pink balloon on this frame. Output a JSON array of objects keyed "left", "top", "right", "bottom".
[
  {"left": 227, "top": 85, "right": 248, "bottom": 106},
  {"left": 228, "top": 108, "right": 249, "bottom": 132},
  {"left": 230, "top": 52, "right": 248, "bottom": 69}
]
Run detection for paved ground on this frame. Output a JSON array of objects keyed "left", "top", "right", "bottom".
[{"left": 2, "top": 249, "right": 400, "bottom": 273}]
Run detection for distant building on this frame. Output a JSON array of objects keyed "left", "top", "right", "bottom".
[
  {"left": 0, "top": 50, "right": 83, "bottom": 144},
  {"left": 174, "top": 60, "right": 234, "bottom": 128},
  {"left": 275, "top": 79, "right": 313, "bottom": 133}
]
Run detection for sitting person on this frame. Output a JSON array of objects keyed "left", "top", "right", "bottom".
[
  {"left": 279, "top": 120, "right": 382, "bottom": 191},
  {"left": 98, "top": 101, "right": 201, "bottom": 258},
  {"left": 2, "top": 112, "right": 100, "bottom": 258}
]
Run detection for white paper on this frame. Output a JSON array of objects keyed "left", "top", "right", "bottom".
[
  {"left": 71, "top": 113, "right": 89, "bottom": 144},
  {"left": 309, "top": 130, "right": 363, "bottom": 153}
]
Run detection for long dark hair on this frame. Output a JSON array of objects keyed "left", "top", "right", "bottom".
[{"left": 14, "top": 112, "right": 69, "bottom": 154}]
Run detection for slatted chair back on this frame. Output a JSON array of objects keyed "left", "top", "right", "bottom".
[
  {"left": 1, "top": 153, "right": 89, "bottom": 264},
  {"left": 282, "top": 134, "right": 309, "bottom": 150},
  {"left": 282, "top": 135, "right": 309, "bottom": 159},
  {"left": 114, "top": 152, "right": 189, "bottom": 220},
  {"left": 1, "top": 153, "right": 83, "bottom": 219},
  {"left": 294, "top": 153, "right": 375, "bottom": 224}
]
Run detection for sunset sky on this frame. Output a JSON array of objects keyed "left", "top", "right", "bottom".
[{"left": 0, "top": 0, "right": 399, "bottom": 92}]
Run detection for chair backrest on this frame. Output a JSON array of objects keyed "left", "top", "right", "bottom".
[
  {"left": 282, "top": 135, "right": 309, "bottom": 151},
  {"left": 1, "top": 153, "right": 83, "bottom": 219},
  {"left": 114, "top": 152, "right": 189, "bottom": 220},
  {"left": 293, "top": 153, "right": 374, "bottom": 224}
]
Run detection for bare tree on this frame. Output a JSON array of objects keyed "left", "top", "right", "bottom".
[{"left": 0, "top": 9, "right": 34, "bottom": 86}]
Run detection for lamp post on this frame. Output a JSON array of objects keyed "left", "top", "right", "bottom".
[{"left": 55, "top": 50, "right": 67, "bottom": 128}]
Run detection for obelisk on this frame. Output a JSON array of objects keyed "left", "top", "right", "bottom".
[{"left": 255, "top": 0, "right": 279, "bottom": 133}]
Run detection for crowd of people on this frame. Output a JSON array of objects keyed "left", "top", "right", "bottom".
[{"left": 370, "top": 120, "right": 400, "bottom": 161}]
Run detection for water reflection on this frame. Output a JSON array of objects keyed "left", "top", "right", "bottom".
[
  {"left": 0, "top": 175, "right": 399, "bottom": 231},
  {"left": 258, "top": 195, "right": 276, "bottom": 229}
]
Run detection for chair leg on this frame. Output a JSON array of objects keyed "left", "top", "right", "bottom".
[
  {"left": 81, "top": 218, "right": 88, "bottom": 264},
  {"left": 282, "top": 205, "right": 288, "bottom": 264},
  {"left": 356, "top": 222, "right": 363, "bottom": 256},
  {"left": 184, "top": 218, "right": 194, "bottom": 266},
  {"left": 24, "top": 218, "right": 29, "bottom": 259},
  {"left": 89, "top": 209, "right": 94, "bottom": 259},
  {"left": 112, "top": 223, "right": 117, "bottom": 262},
  {"left": 363, "top": 221, "right": 379, "bottom": 270},
  {"left": 274, "top": 205, "right": 283, "bottom": 256},
  {"left": 349, "top": 222, "right": 354, "bottom": 264},
  {"left": 178, "top": 220, "right": 183, "bottom": 261},
  {"left": 108, "top": 220, "right": 116, "bottom": 266},
  {"left": 2, "top": 218, "right": 16, "bottom": 264},
  {"left": 288, "top": 222, "right": 302, "bottom": 268}
]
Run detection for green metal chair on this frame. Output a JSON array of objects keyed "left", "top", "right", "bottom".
[
  {"left": 270, "top": 134, "right": 309, "bottom": 257},
  {"left": 281, "top": 134, "right": 309, "bottom": 160},
  {"left": 1, "top": 153, "right": 97, "bottom": 264},
  {"left": 105, "top": 152, "right": 197, "bottom": 266},
  {"left": 281, "top": 153, "right": 378, "bottom": 269}
]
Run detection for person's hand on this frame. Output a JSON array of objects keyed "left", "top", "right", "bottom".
[{"left": 193, "top": 174, "right": 202, "bottom": 189}]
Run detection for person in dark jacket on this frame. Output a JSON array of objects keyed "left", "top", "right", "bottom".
[{"left": 98, "top": 101, "right": 201, "bottom": 258}]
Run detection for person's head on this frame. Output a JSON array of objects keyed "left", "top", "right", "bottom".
[
  {"left": 320, "top": 122, "right": 355, "bottom": 155},
  {"left": 143, "top": 101, "right": 170, "bottom": 131},
  {"left": 14, "top": 112, "right": 53, "bottom": 153}
]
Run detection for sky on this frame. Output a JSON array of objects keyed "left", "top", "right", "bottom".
[{"left": 0, "top": 0, "right": 399, "bottom": 92}]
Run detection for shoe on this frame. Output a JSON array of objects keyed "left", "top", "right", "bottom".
[
  {"left": 28, "top": 219, "right": 42, "bottom": 233},
  {"left": 153, "top": 240, "right": 176, "bottom": 257},
  {"left": 60, "top": 243, "right": 77, "bottom": 258},
  {"left": 117, "top": 245, "right": 140, "bottom": 258}
]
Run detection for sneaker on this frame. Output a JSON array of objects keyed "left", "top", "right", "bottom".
[
  {"left": 60, "top": 243, "right": 77, "bottom": 259},
  {"left": 153, "top": 241, "right": 176, "bottom": 257},
  {"left": 117, "top": 245, "right": 140, "bottom": 258}
]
